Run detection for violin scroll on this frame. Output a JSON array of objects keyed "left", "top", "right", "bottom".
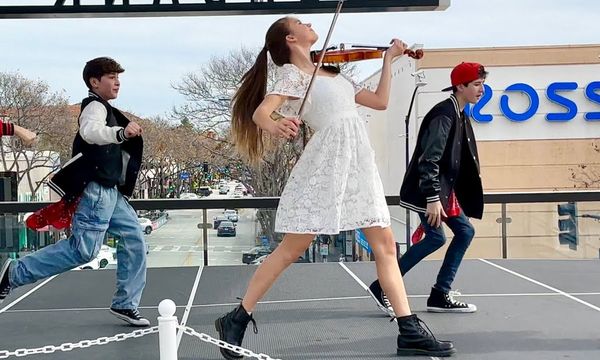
[{"left": 404, "top": 48, "right": 424, "bottom": 60}]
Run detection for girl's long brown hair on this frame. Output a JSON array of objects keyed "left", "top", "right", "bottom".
[{"left": 231, "top": 17, "right": 292, "bottom": 164}]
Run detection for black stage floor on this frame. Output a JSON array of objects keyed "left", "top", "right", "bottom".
[{"left": 1, "top": 259, "right": 599, "bottom": 359}]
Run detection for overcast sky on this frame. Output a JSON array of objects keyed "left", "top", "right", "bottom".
[{"left": 1, "top": 0, "right": 598, "bottom": 118}]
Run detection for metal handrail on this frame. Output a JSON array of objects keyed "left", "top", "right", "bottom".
[{"left": 1, "top": 190, "right": 599, "bottom": 213}]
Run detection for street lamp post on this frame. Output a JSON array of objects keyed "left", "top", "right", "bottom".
[{"left": 404, "top": 70, "right": 427, "bottom": 250}]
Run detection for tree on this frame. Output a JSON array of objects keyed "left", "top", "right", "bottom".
[
  {"left": 127, "top": 115, "right": 215, "bottom": 199},
  {"left": 172, "top": 47, "right": 357, "bottom": 242},
  {"left": 569, "top": 140, "right": 600, "bottom": 189},
  {"left": 0, "top": 72, "right": 72, "bottom": 200}
]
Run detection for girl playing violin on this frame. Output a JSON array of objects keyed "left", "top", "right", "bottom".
[{"left": 216, "top": 16, "right": 455, "bottom": 358}]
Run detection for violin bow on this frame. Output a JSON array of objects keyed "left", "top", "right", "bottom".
[{"left": 297, "top": 0, "right": 346, "bottom": 146}]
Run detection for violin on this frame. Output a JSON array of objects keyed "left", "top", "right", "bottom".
[{"left": 311, "top": 43, "right": 424, "bottom": 64}]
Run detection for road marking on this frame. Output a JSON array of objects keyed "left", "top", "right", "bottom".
[
  {"left": 479, "top": 259, "right": 600, "bottom": 312},
  {"left": 177, "top": 265, "right": 204, "bottom": 347},
  {"left": 4, "top": 291, "right": 600, "bottom": 313},
  {"left": 338, "top": 262, "right": 368, "bottom": 290},
  {"left": 0, "top": 275, "right": 57, "bottom": 315},
  {"left": 148, "top": 245, "right": 250, "bottom": 253},
  {"left": 338, "top": 263, "right": 440, "bottom": 360}
]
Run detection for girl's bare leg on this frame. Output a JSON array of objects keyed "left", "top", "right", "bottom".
[
  {"left": 242, "top": 233, "right": 314, "bottom": 312},
  {"left": 362, "top": 226, "right": 411, "bottom": 317}
]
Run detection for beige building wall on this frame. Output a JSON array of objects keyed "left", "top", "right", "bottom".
[
  {"left": 417, "top": 45, "right": 600, "bottom": 69},
  {"left": 479, "top": 139, "right": 600, "bottom": 192}
]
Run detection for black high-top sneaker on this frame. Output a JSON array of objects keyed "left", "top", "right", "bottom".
[
  {"left": 0, "top": 258, "right": 13, "bottom": 304},
  {"left": 109, "top": 307, "right": 151, "bottom": 327},
  {"left": 396, "top": 314, "right": 455, "bottom": 357},
  {"left": 427, "top": 287, "right": 477, "bottom": 313},
  {"left": 215, "top": 304, "right": 258, "bottom": 360},
  {"left": 367, "top": 280, "right": 395, "bottom": 317}
]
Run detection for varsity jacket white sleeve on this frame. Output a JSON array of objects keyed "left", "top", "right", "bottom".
[{"left": 79, "top": 100, "right": 126, "bottom": 145}]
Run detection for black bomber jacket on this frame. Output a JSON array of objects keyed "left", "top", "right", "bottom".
[{"left": 399, "top": 95, "right": 484, "bottom": 219}]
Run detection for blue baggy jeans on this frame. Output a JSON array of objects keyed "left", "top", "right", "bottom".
[{"left": 9, "top": 182, "right": 147, "bottom": 309}]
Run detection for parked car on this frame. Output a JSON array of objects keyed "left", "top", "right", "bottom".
[
  {"left": 250, "top": 254, "right": 268, "bottom": 265},
  {"left": 213, "top": 215, "right": 229, "bottom": 229},
  {"left": 242, "top": 246, "right": 272, "bottom": 264},
  {"left": 97, "top": 245, "right": 117, "bottom": 268},
  {"left": 232, "top": 189, "right": 243, "bottom": 198},
  {"left": 235, "top": 184, "right": 247, "bottom": 195},
  {"left": 219, "top": 186, "right": 229, "bottom": 194},
  {"left": 75, "top": 245, "right": 117, "bottom": 270},
  {"left": 77, "top": 258, "right": 101, "bottom": 270},
  {"left": 217, "top": 221, "right": 236, "bottom": 237},
  {"left": 223, "top": 209, "right": 239, "bottom": 222},
  {"left": 198, "top": 186, "right": 212, "bottom": 196},
  {"left": 138, "top": 217, "right": 154, "bottom": 234},
  {"left": 179, "top": 192, "right": 199, "bottom": 200}
]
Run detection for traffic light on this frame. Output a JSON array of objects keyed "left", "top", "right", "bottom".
[
  {"left": 202, "top": 161, "right": 209, "bottom": 173},
  {"left": 557, "top": 202, "right": 578, "bottom": 250}
]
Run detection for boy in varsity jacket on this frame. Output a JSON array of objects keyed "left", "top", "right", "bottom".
[
  {"left": 369, "top": 62, "right": 487, "bottom": 316},
  {"left": 0, "top": 57, "right": 149, "bottom": 327}
]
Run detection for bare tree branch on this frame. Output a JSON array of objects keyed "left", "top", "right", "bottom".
[
  {"left": 171, "top": 47, "right": 357, "bottom": 242},
  {"left": 569, "top": 141, "right": 600, "bottom": 189}
]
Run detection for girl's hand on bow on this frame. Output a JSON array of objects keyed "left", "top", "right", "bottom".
[
  {"left": 273, "top": 117, "right": 302, "bottom": 140},
  {"left": 385, "top": 38, "right": 408, "bottom": 60}
]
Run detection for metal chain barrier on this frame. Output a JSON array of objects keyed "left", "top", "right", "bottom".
[
  {"left": 0, "top": 327, "right": 158, "bottom": 359},
  {"left": 178, "top": 325, "right": 282, "bottom": 360},
  {"left": 0, "top": 322, "right": 280, "bottom": 359}
]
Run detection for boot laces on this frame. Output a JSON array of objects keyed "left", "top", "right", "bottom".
[
  {"left": 235, "top": 298, "right": 258, "bottom": 335},
  {"left": 415, "top": 317, "right": 438, "bottom": 341},
  {"left": 249, "top": 317, "right": 258, "bottom": 334}
]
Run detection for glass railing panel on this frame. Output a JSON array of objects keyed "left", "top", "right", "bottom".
[
  {"left": 0, "top": 210, "right": 117, "bottom": 271},
  {"left": 505, "top": 201, "right": 600, "bottom": 259},
  {"left": 2, "top": 196, "right": 598, "bottom": 270},
  {"left": 394, "top": 203, "right": 504, "bottom": 260},
  {"left": 144, "top": 207, "right": 278, "bottom": 267}
]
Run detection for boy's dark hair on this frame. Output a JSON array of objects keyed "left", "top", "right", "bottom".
[
  {"left": 452, "top": 66, "right": 488, "bottom": 93},
  {"left": 82, "top": 57, "right": 124, "bottom": 90}
]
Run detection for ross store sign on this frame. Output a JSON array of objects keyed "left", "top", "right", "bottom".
[{"left": 466, "top": 81, "right": 600, "bottom": 123}]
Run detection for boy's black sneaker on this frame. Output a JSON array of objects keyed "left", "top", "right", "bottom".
[
  {"left": 0, "top": 259, "right": 13, "bottom": 304},
  {"left": 110, "top": 307, "right": 150, "bottom": 327},
  {"left": 427, "top": 287, "right": 477, "bottom": 313},
  {"left": 367, "top": 280, "right": 395, "bottom": 317}
]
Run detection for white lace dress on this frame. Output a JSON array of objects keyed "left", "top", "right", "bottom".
[{"left": 270, "top": 63, "right": 390, "bottom": 234}]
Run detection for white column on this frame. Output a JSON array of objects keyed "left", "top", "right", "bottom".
[{"left": 158, "top": 299, "right": 178, "bottom": 360}]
